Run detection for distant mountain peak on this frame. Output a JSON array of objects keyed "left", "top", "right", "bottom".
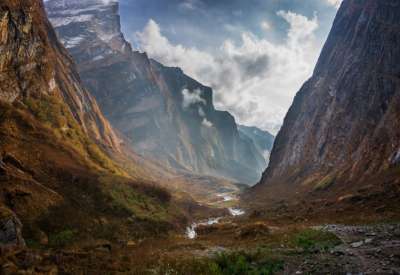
[{"left": 46, "top": 0, "right": 131, "bottom": 55}]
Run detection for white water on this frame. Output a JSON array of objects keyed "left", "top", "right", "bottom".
[
  {"left": 186, "top": 224, "right": 197, "bottom": 239},
  {"left": 185, "top": 208, "right": 245, "bottom": 239},
  {"left": 228, "top": 208, "right": 245, "bottom": 216},
  {"left": 217, "top": 194, "right": 234, "bottom": 202},
  {"left": 217, "top": 194, "right": 235, "bottom": 202}
]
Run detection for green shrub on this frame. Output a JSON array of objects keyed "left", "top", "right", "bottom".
[
  {"left": 212, "top": 252, "right": 284, "bottom": 275},
  {"left": 293, "top": 229, "right": 341, "bottom": 253}
]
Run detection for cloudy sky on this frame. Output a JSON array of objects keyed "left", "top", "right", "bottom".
[{"left": 119, "top": 0, "right": 341, "bottom": 134}]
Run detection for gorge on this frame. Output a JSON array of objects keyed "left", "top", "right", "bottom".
[{"left": 0, "top": 0, "right": 399, "bottom": 274}]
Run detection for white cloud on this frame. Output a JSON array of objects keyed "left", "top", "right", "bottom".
[
  {"left": 179, "top": 0, "right": 203, "bottom": 11},
  {"left": 182, "top": 88, "right": 206, "bottom": 108},
  {"left": 181, "top": 89, "right": 214, "bottom": 127},
  {"left": 198, "top": 107, "right": 206, "bottom": 117},
  {"left": 324, "top": 0, "right": 342, "bottom": 9},
  {"left": 202, "top": 118, "right": 213, "bottom": 128},
  {"left": 136, "top": 11, "right": 321, "bottom": 134},
  {"left": 261, "top": 21, "right": 271, "bottom": 31}
]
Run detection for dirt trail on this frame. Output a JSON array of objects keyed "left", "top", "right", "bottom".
[{"left": 320, "top": 224, "right": 400, "bottom": 274}]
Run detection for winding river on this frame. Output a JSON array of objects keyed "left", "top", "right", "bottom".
[{"left": 186, "top": 192, "right": 246, "bottom": 239}]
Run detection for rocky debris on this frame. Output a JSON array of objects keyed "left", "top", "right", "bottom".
[
  {"left": 0, "top": 207, "right": 25, "bottom": 251},
  {"left": 321, "top": 224, "right": 400, "bottom": 274},
  {"left": 350, "top": 241, "right": 364, "bottom": 248},
  {"left": 1, "top": 249, "right": 58, "bottom": 274}
]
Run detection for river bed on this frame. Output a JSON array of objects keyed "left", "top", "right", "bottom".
[{"left": 186, "top": 208, "right": 245, "bottom": 239}]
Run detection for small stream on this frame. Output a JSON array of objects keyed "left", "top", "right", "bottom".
[{"left": 186, "top": 206, "right": 245, "bottom": 239}]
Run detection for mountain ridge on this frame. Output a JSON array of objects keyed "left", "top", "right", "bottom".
[{"left": 45, "top": 0, "right": 271, "bottom": 185}]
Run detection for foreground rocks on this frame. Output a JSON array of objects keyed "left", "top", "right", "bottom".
[
  {"left": 320, "top": 224, "right": 400, "bottom": 274},
  {"left": 0, "top": 208, "right": 25, "bottom": 251}
]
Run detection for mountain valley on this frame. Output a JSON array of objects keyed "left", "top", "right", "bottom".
[{"left": 0, "top": 0, "right": 399, "bottom": 274}]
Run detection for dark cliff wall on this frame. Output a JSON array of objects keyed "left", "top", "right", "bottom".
[{"left": 251, "top": 0, "right": 400, "bottom": 212}]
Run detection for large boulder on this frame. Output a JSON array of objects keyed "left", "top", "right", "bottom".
[{"left": 0, "top": 207, "right": 25, "bottom": 250}]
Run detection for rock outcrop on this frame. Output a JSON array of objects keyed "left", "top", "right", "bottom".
[
  {"left": 0, "top": 207, "right": 25, "bottom": 250},
  {"left": 251, "top": 0, "right": 400, "bottom": 213},
  {"left": 45, "top": 0, "right": 267, "bottom": 184}
]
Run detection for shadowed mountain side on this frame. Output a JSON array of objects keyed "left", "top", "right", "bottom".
[{"left": 245, "top": 0, "right": 400, "bottom": 222}]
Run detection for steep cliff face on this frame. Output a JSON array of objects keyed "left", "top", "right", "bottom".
[
  {"left": 45, "top": 0, "right": 267, "bottom": 184},
  {"left": 0, "top": 0, "right": 120, "bottom": 151},
  {"left": 238, "top": 125, "right": 275, "bottom": 164},
  {"left": 0, "top": 0, "right": 179, "bottom": 248},
  {"left": 252, "top": 0, "right": 400, "bottom": 214}
]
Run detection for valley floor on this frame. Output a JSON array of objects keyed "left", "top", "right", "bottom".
[{"left": 2, "top": 208, "right": 400, "bottom": 274}]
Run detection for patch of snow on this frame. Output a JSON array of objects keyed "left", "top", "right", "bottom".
[
  {"left": 98, "top": 33, "right": 118, "bottom": 43},
  {"left": 50, "top": 14, "right": 94, "bottom": 27},
  {"left": 48, "top": 5, "right": 112, "bottom": 17},
  {"left": 61, "top": 36, "right": 85, "bottom": 48},
  {"left": 92, "top": 54, "right": 105, "bottom": 61}
]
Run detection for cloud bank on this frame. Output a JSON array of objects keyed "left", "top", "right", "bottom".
[{"left": 136, "top": 10, "right": 321, "bottom": 134}]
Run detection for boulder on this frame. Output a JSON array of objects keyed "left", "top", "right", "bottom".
[{"left": 0, "top": 207, "right": 26, "bottom": 250}]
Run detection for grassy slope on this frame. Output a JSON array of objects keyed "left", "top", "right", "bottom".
[{"left": 0, "top": 96, "right": 188, "bottom": 249}]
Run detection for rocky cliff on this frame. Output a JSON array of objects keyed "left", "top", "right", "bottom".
[
  {"left": 238, "top": 125, "right": 275, "bottom": 164},
  {"left": 45, "top": 0, "right": 267, "bottom": 185},
  {"left": 0, "top": 0, "right": 182, "bottom": 249},
  {"left": 251, "top": 0, "right": 400, "bottom": 218},
  {"left": 0, "top": 0, "right": 121, "bottom": 151}
]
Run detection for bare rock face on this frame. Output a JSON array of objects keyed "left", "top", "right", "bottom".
[
  {"left": 253, "top": 0, "right": 400, "bottom": 209},
  {"left": 238, "top": 125, "right": 275, "bottom": 164},
  {"left": 0, "top": 0, "right": 120, "bottom": 151},
  {"left": 45, "top": 0, "right": 267, "bottom": 184}
]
